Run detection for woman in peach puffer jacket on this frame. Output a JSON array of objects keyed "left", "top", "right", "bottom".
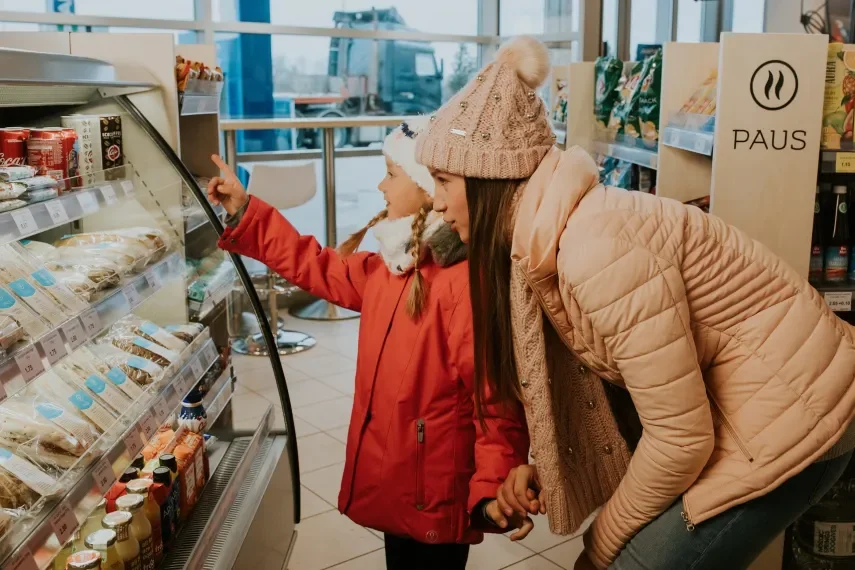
[{"left": 416, "top": 36, "right": 855, "bottom": 570}]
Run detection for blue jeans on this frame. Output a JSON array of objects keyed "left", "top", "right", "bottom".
[{"left": 611, "top": 451, "right": 853, "bottom": 570}]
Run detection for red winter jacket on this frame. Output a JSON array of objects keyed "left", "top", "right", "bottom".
[{"left": 219, "top": 197, "right": 529, "bottom": 544}]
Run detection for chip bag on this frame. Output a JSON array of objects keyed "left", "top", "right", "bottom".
[
  {"left": 594, "top": 57, "right": 623, "bottom": 129},
  {"left": 636, "top": 49, "right": 663, "bottom": 149}
]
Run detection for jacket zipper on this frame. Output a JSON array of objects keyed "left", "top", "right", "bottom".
[
  {"left": 708, "top": 398, "right": 754, "bottom": 464},
  {"left": 681, "top": 498, "right": 696, "bottom": 532},
  {"left": 416, "top": 419, "right": 425, "bottom": 510}
]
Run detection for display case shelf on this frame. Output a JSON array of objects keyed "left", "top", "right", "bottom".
[
  {"left": 185, "top": 204, "right": 226, "bottom": 234},
  {"left": 590, "top": 140, "right": 659, "bottom": 169},
  {"left": 0, "top": 336, "right": 220, "bottom": 569},
  {"left": 0, "top": 251, "right": 184, "bottom": 399},
  {"left": 661, "top": 126, "right": 714, "bottom": 156},
  {"left": 0, "top": 169, "right": 136, "bottom": 248},
  {"left": 179, "top": 78, "right": 223, "bottom": 116}
]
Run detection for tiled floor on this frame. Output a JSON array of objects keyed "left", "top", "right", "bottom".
[{"left": 230, "top": 314, "right": 584, "bottom": 570}]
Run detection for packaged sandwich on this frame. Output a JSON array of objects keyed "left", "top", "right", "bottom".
[
  {"left": 0, "top": 285, "right": 50, "bottom": 342},
  {"left": 0, "top": 200, "right": 26, "bottom": 213},
  {"left": 102, "top": 321, "right": 180, "bottom": 369},
  {"left": 56, "top": 227, "right": 171, "bottom": 269},
  {"left": 594, "top": 56, "right": 624, "bottom": 130},
  {"left": 8, "top": 242, "right": 90, "bottom": 313},
  {"left": 112, "top": 316, "right": 188, "bottom": 354},
  {"left": 88, "top": 344, "right": 164, "bottom": 387},
  {"left": 45, "top": 247, "right": 125, "bottom": 288},
  {"left": 165, "top": 323, "right": 204, "bottom": 344},
  {"left": 0, "top": 316, "right": 25, "bottom": 355},
  {"left": 39, "top": 370, "right": 117, "bottom": 433},
  {"left": 0, "top": 447, "right": 57, "bottom": 509},
  {"left": 0, "top": 166, "right": 37, "bottom": 182},
  {"left": 54, "top": 359, "right": 130, "bottom": 417},
  {"left": 76, "top": 345, "right": 144, "bottom": 401}
]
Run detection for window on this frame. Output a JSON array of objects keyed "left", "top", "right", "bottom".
[
  {"left": 629, "top": 0, "right": 658, "bottom": 57},
  {"left": 731, "top": 0, "right": 765, "bottom": 33},
  {"left": 1, "top": 0, "right": 197, "bottom": 19},
  {"left": 213, "top": 0, "right": 479, "bottom": 36},
  {"left": 415, "top": 53, "right": 437, "bottom": 77},
  {"left": 676, "top": 0, "right": 703, "bottom": 42},
  {"left": 500, "top": 0, "right": 576, "bottom": 35}
]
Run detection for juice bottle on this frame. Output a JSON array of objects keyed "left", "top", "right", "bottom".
[
  {"left": 102, "top": 511, "right": 140, "bottom": 570},
  {"left": 125, "top": 479, "right": 163, "bottom": 563},
  {"left": 81, "top": 499, "right": 107, "bottom": 545},
  {"left": 825, "top": 185, "right": 850, "bottom": 283},
  {"left": 85, "top": 529, "right": 125, "bottom": 570},
  {"left": 65, "top": 550, "right": 102, "bottom": 570},
  {"left": 153, "top": 466, "right": 178, "bottom": 541},
  {"left": 116, "top": 493, "right": 154, "bottom": 570},
  {"left": 811, "top": 185, "right": 825, "bottom": 284}
]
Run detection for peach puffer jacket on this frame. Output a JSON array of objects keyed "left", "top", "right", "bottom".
[{"left": 512, "top": 146, "right": 855, "bottom": 568}]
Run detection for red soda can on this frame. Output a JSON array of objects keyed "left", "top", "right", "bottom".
[
  {"left": 60, "top": 128, "right": 80, "bottom": 189},
  {"left": 0, "top": 128, "right": 28, "bottom": 168},
  {"left": 27, "top": 128, "right": 66, "bottom": 189}
]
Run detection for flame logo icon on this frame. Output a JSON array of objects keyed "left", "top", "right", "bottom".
[{"left": 751, "top": 60, "right": 798, "bottom": 111}]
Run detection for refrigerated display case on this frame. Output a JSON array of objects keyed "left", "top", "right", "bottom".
[{"left": 0, "top": 46, "right": 299, "bottom": 570}]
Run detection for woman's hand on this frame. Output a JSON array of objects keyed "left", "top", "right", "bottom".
[
  {"left": 483, "top": 500, "right": 535, "bottom": 541},
  {"left": 208, "top": 155, "right": 249, "bottom": 216},
  {"left": 497, "top": 465, "right": 546, "bottom": 518}
]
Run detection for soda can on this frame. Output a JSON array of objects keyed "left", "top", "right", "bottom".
[
  {"left": 27, "top": 128, "right": 66, "bottom": 189},
  {"left": 60, "top": 128, "right": 80, "bottom": 189},
  {"left": 0, "top": 128, "right": 29, "bottom": 168}
]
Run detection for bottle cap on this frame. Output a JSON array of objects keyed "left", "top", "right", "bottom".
[
  {"left": 126, "top": 478, "right": 153, "bottom": 495},
  {"left": 85, "top": 528, "right": 117, "bottom": 549},
  {"left": 116, "top": 493, "right": 144, "bottom": 512},
  {"left": 102, "top": 510, "right": 132, "bottom": 530},
  {"left": 153, "top": 466, "right": 172, "bottom": 485},
  {"left": 130, "top": 454, "right": 145, "bottom": 470},
  {"left": 160, "top": 453, "right": 178, "bottom": 473},
  {"left": 119, "top": 467, "right": 138, "bottom": 483},
  {"left": 66, "top": 550, "right": 102, "bottom": 569}
]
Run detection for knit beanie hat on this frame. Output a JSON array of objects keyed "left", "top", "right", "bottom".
[
  {"left": 383, "top": 116, "right": 435, "bottom": 195},
  {"left": 416, "top": 36, "right": 555, "bottom": 180}
]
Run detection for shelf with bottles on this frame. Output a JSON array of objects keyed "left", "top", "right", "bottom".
[{"left": 0, "top": 327, "right": 219, "bottom": 569}]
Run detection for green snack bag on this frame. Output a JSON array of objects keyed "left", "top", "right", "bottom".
[
  {"left": 636, "top": 50, "right": 663, "bottom": 149},
  {"left": 610, "top": 61, "right": 647, "bottom": 143},
  {"left": 594, "top": 56, "right": 623, "bottom": 129}
]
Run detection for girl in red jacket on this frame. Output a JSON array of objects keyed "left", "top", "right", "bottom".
[{"left": 209, "top": 117, "right": 531, "bottom": 569}]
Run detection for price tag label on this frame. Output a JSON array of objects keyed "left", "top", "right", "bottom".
[
  {"left": 14, "top": 345, "right": 44, "bottom": 383},
  {"left": 123, "top": 427, "right": 144, "bottom": 457},
  {"left": 152, "top": 395, "right": 170, "bottom": 423},
  {"left": 99, "top": 184, "right": 118, "bottom": 205},
  {"left": 92, "top": 456, "right": 117, "bottom": 494},
  {"left": 836, "top": 152, "right": 855, "bottom": 173},
  {"left": 44, "top": 200, "right": 69, "bottom": 225},
  {"left": 123, "top": 284, "right": 142, "bottom": 308},
  {"left": 825, "top": 291, "right": 853, "bottom": 312},
  {"left": 40, "top": 330, "right": 68, "bottom": 366},
  {"left": 10, "top": 208, "right": 38, "bottom": 235},
  {"left": 144, "top": 270, "right": 162, "bottom": 290},
  {"left": 203, "top": 343, "right": 218, "bottom": 366},
  {"left": 189, "top": 357, "right": 205, "bottom": 379},
  {"left": 61, "top": 318, "right": 87, "bottom": 350},
  {"left": 166, "top": 386, "right": 180, "bottom": 409},
  {"left": 76, "top": 191, "right": 99, "bottom": 214},
  {"left": 120, "top": 180, "right": 135, "bottom": 195},
  {"left": 49, "top": 500, "right": 79, "bottom": 545},
  {"left": 6, "top": 547, "right": 38, "bottom": 570},
  {"left": 79, "top": 308, "right": 101, "bottom": 338},
  {"left": 139, "top": 411, "right": 157, "bottom": 440}
]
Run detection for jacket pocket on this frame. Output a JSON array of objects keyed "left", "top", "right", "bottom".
[
  {"left": 416, "top": 418, "right": 425, "bottom": 510},
  {"left": 709, "top": 399, "right": 754, "bottom": 463}
]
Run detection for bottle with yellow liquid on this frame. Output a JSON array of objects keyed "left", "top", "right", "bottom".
[
  {"left": 116, "top": 494, "right": 153, "bottom": 570},
  {"left": 85, "top": 529, "right": 125, "bottom": 570},
  {"left": 102, "top": 511, "right": 140, "bottom": 570}
]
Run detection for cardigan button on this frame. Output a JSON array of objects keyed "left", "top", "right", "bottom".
[
  {"left": 230, "top": 238, "right": 236, "bottom": 244},
  {"left": 521, "top": 379, "right": 529, "bottom": 387},
  {"left": 603, "top": 444, "right": 613, "bottom": 455},
  {"left": 586, "top": 400, "right": 596, "bottom": 410},
  {"left": 579, "top": 365, "right": 587, "bottom": 375}
]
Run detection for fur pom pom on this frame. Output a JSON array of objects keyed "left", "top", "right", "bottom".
[{"left": 495, "top": 36, "right": 550, "bottom": 89}]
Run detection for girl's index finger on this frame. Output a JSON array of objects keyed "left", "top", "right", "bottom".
[{"left": 210, "top": 154, "right": 236, "bottom": 179}]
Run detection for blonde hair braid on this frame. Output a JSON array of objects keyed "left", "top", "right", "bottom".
[
  {"left": 337, "top": 209, "right": 388, "bottom": 257},
  {"left": 405, "top": 203, "right": 432, "bottom": 319}
]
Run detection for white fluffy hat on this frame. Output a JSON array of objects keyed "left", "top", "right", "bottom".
[{"left": 383, "top": 116, "right": 435, "bottom": 196}]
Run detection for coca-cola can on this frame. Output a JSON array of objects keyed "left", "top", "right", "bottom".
[
  {"left": 60, "top": 128, "right": 80, "bottom": 189},
  {"left": 27, "top": 128, "right": 67, "bottom": 190},
  {"left": 0, "top": 128, "right": 29, "bottom": 169}
]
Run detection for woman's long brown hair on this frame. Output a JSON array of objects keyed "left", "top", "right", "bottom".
[{"left": 466, "top": 177, "right": 524, "bottom": 422}]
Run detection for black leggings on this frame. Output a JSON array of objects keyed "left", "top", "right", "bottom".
[{"left": 384, "top": 533, "right": 470, "bottom": 570}]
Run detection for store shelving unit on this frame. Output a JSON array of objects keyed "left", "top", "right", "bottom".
[
  {"left": 590, "top": 140, "right": 659, "bottom": 169},
  {"left": 0, "top": 36, "right": 299, "bottom": 570}
]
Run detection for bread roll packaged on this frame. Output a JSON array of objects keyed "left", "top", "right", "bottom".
[
  {"left": 112, "top": 316, "right": 188, "bottom": 354},
  {"left": 2, "top": 243, "right": 87, "bottom": 315},
  {"left": 73, "top": 345, "right": 144, "bottom": 401},
  {"left": 40, "top": 370, "right": 117, "bottom": 433},
  {"left": 0, "top": 284, "right": 50, "bottom": 342},
  {"left": 88, "top": 344, "right": 164, "bottom": 387},
  {"left": 164, "top": 323, "right": 204, "bottom": 344},
  {"left": 0, "top": 447, "right": 57, "bottom": 509},
  {"left": 54, "top": 359, "right": 130, "bottom": 418}
]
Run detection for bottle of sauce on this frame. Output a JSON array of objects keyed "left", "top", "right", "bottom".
[
  {"left": 102, "top": 511, "right": 140, "bottom": 570},
  {"left": 825, "top": 185, "right": 850, "bottom": 283},
  {"left": 159, "top": 454, "right": 178, "bottom": 481},
  {"left": 116, "top": 493, "right": 154, "bottom": 570},
  {"left": 85, "top": 529, "right": 125, "bottom": 570},
  {"left": 119, "top": 468, "right": 138, "bottom": 483},
  {"left": 811, "top": 185, "right": 824, "bottom": 283},
  {"left": 126, "top": 479, "right": 163, "bottom": 563},
  {"left": 65, "top": 550, "right": 102, "bottom": 570},
  {"left": 153, "top": 466, "right": 178, "bottom": 542}
]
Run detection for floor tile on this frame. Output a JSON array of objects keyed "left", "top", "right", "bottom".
[
  {"left": 302, "top": 461, "right": 345, "bottom": 505},
  {"left": 294, "top": 416, "right": 321, "bottom": 438},
  {"left": 519, "top": 515, "right": 571, "bottom": 554},
  {"left": 260, "top": 379, "right": 342, "bottom": 408},
  {"left": 503, "top": 555, "right": 564, "bottom": 570},
  {"left": 541, "top": 537, "right": 585, "bottom": 570},
  {"left": 295, "top": 396, "right": 354, "bottom": 431},
  {"left": 300, "top": 486, "right": 335, "bottom": 519},
  {"left": 326, "top": 425, "right": 350, "bottom": 444},
  {"left": 231, "top": 391, "right": 272, "bottom": 423},
  {"left": 288, "top": 352, "right": 359, "bottom": 379},
  {"left": 317, "top": 371, "right": 356, "bottom": 395},
  {"left": 325, "top": 548, "right": 385, "bottom": 569},
  {"left": 322, "top": 335, "right": 360, "bottom": 360},
  {"left": 281, "top": 364, "right": 314, "bottom": 384},
  {"left": 287, "top": 510, "right": 382, "bottom": 570},
  {"left": 467, "top": 532, "right": 534, "bottom": 570},
  {"left": 298, "top": 432, "right": 347, "bottom": 474}
]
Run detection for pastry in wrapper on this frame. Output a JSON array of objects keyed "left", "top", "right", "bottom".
[
  {"left": 0, "top": 468, "right": 41, "bottom": 510},
  {"left": 0, "top": 315, "right": 24, "bottom": 353}
]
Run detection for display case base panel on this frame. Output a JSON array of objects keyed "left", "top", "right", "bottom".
[
  {"left": 290, "top": 299, "right": 360, "bottom": 321},
  {"left": 232, "top": 330, "right": 317, "bottom": 356}
]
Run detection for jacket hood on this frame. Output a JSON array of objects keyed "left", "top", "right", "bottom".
[
  {"left": 372, "top": 210, "right": 467, "bottom": 275},
  {"left": 426, "top": 221, "right": 468, "bottom": 268},
  {"left": 511, "top": 146, "right": 600, "bottom": 281}
]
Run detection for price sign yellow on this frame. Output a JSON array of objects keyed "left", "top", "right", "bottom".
[{"left": 836, "top": 153, "right": 855, "bottom": 173}]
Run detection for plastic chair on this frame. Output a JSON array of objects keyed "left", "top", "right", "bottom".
[{"left": 231, "top": 163, "right": 318, "bottom": 356}]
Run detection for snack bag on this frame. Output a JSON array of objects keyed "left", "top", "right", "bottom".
[
  {"left": 608, "top": 61, "right": 647, "bottom": 142},
  {"left": 822, "top": 43, "right": 855, "bottom": 150},
  {"left": 594, "top": 56, "right": 623, "bottom": 129},
  {"left": 636, "top": 50, "right": 663, "bottom": 149}
]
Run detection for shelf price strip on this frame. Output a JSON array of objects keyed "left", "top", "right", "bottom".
[
  {"left": 48, "top": 499, "right": 78, "bottom": 545},
  {"left": 44, "top": 200, "right": 69, "bottom": 225},
  {"left": 824, "top": 291, "right": 852, "bottom": 312},
  {"left": 99, "top": 185, "right": 118, "bottom": 206},
  {"left": 40, "top": 331, "right": 68, "bottom": 366},
  {"left": 14, "top": 345, "right": 44, "bottom": 384},
  {"left": 61, "top": 318, "right": 87, "bottom": 350},
  {"left": 10, "top": 208, "right": 38, "bottom": 235},
  {"left": 92, "top": 456, "right": 117, "bottom": 495},
  {"left": 123, "top": 426, "right": 144, "bottom": 458}
]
